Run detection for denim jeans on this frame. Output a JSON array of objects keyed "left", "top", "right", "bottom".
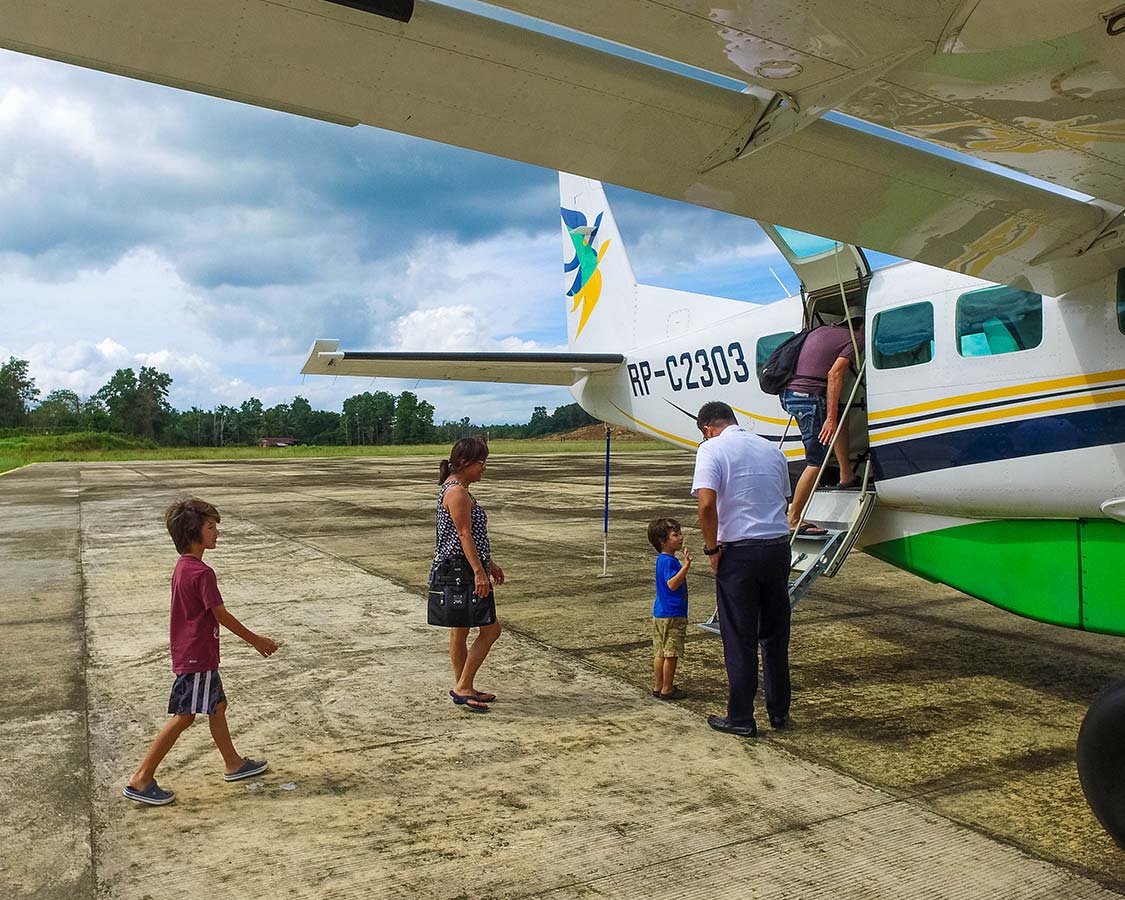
[{"left": 781, "top": 389, "right": 829, "bottom": 467}]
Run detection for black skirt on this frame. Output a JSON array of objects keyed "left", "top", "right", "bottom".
[{"left": 427, "top": 556, "right": 497, "bottom": 628}]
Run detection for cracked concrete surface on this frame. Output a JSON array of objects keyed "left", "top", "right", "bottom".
[{"left": 1, "top": 455, "right": 1122, "bottom": 898}]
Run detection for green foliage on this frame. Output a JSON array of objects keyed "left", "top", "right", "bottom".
[
  {"left": 549, "top": 402, "right": 599, "bottom": 432},
  {"left": 393, "top": 391, "right": 436, "bottom": 445},
  {"left": 0, "top": 431, "right": 156, "bottom": 452},
  {"left": 10, "top": 359, "right": 604, "bottom": 455},
  {"left": 440, "top": 402, "right": 597, "bottom": 441},
  {"left": 94, "top": 366, "right": 172, "bottom": 439},
  {"left": 527, "top": 405, "right": 551, "bottom": 437},
  {"left": 0, "top": 438, "right": 672, "bottom": 474},
  {"left": 342, "top": 390, "right": 396, "bottom": 444},
  {"left": 30, "top": 389, "right": 82, "bottom": 430},
  {"left": 0, "top": 431, "right": 157, "bottom": 470},
  {"left": 0, "top": 358, "right": 40, "bottom": 427}
]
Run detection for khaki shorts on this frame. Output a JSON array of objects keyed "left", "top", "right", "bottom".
[{"left": 653, "top": 616, "right": 687, "bottom": 658}]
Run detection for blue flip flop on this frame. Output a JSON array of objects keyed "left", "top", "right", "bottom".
[
  {"left": 123, "top": 780, "right": 175, "bottom": 806},
  {"left": 450, "top": 690, "right": 489, "bottom": 712}
]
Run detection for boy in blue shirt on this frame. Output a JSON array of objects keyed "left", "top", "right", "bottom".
[{"left": 648, "top": 517, "right": 692, "bottom": 700}]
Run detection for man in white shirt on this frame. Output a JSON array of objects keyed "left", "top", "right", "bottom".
[{"left": 692, "top": 401, "right": 792, "bottom": 737}]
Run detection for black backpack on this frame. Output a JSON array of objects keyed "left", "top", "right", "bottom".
[{"left": 758, "top": 328, "right": 813, "bottom": 395}]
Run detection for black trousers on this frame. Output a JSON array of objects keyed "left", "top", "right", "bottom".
[{"left": 715, "top": 540, "right": 792, "bottom": 727}]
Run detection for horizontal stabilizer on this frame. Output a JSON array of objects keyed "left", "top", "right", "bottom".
[{"left": 300, "top": 340, "right": 623, "bottom": 385}]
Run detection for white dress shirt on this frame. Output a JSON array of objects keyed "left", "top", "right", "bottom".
[{"left": 691, "top": 425, "right": 790, "bottom": 542}]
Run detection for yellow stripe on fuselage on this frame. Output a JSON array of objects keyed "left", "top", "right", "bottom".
[
  {"left": 610, "top": 404, "right": 804, "bottom": 457},
  {"left": 871, "top": 389, "right": 1125, "bottom": 443},
  {"left": 868, "top": 368, "right": 1125, "bottom": 422},
  {"left": 610, "top": 404, "right": 699, "bottom": 448},
  {"left": 731, "top": 405, "right": 805, "bottom": 457},
  {"left": 731, "top": 404, "right": 791, "bottom": 426}
]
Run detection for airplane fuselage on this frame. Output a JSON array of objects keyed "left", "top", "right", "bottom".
[{"left": 571, "top": 259, "right": 1125, "bottom": 635}]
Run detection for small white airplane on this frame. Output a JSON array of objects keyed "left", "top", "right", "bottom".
[
  {"left": 303, "top": 172, "right": 1125, "bottom": 649},
  {"left": 300, "top": 172, "right": 1125, "bottom": 846},
  {"left": 3, "top": 0, "right": 1124, "bottom": 845}
]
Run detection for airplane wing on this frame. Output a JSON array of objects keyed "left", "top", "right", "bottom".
[
  {"left": 3, "top": 0, "right": 1123, "bottom": 296},
  {"left": 300, "top": 341, "right": 623, "bottom": 385},
  {"left": 489, "top": 2, "right": 1125, "bottom": 211}
]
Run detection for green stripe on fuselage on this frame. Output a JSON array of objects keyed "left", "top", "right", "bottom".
[{"left": 865, "top": 519, "right": 1125, "bottom": 635}]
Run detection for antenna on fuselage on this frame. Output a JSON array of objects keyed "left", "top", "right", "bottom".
[{"left": 769, "top": 266, "right": 794, "bottom": 298}]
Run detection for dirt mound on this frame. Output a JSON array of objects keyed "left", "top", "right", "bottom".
[{"left": 541, "top": 423, "right": 646, "bottom": 442}]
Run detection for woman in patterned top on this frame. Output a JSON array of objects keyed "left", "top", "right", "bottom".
[{"left": 434, "top": 437, "right": 505, "bottom": 712}]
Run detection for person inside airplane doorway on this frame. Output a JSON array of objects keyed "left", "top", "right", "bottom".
[
  {"left": 780, "top": 316, "right": 864, "bottom": 535},
  {"left": 428, "top": 436, "right": 505, "bottom": 713},
  {"left": 693, "top": 401, "right": 793, "bottom": 737}
]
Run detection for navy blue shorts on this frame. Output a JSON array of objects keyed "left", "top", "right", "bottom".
[{"left": 168, "top": 670, "right": 227, "bottom": 716}]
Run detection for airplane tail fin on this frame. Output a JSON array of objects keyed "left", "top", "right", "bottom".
[
  {"left": 558, "top": 173, "right": 756, "bottom": 355},
  {"left": 559, "top": 173, "right": 638, "bottom": 352}
]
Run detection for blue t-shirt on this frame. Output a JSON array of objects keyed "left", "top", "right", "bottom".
[{"left": 653, "top": 553, "right": 688, "bottom": 618}]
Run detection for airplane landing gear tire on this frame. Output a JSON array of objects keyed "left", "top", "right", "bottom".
[{"left": 1077, "top": 678, "right": 1125, "bottom": 849}]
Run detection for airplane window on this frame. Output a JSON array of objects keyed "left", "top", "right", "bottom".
[
  {"left": 773, "top": 226, "right": 837, "bottom": 259},
  {"left": 756, "top": 331, "right": 796, "bottom": 376},
  {"left": 1117, "top": 268, "right": 1124, "bottom": 335},
  {"left": 956, "top": 286, "right": 1042, "bottom": 357},
  {"left": 872, "top": 302, "right": 934, "bottom": 370}
]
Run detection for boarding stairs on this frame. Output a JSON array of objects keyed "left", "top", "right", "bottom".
[
  {"left": 698, "top": 463, "right": 876, "bottom": 636},
  {"left": 697, "top": 303, "right": 873, "bottom": 635}
]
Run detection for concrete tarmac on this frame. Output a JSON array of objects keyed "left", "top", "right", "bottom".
[{"left": 2, "top": 453, "right": 1122, "bottom": 899}]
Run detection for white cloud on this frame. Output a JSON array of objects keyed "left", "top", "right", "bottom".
[
  {"left": 384, "top": 229, "right": 561, "bottom": 339},
  {"left": 391, "top": 306, "right": 481, "bottom": 351},
  {"left": 96, "top": 338, "right": 130, "bottom": 363},
  {"left": 0, "top": 49, "right": 786, "bottom": 426},
  {"left": 0, "top": 62, "right": 206, "bottom": 183},
  {"left": 134, "top": 349, "right": 212, "bottom": 376}
]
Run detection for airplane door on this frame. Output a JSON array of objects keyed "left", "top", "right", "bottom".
[
  {"left": 759, "top": 224, "right": 871, "bottom": 311},
  {"left": 759, "top": 224, "right": 873, "bottom": 469}
]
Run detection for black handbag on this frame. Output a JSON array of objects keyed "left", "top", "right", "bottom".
[{"left": 427, "top": 556, "right": 495, "bottom": 627}]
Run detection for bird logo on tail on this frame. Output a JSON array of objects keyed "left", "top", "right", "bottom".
[{"left": 561, "top": 206, "right": 610, "bottom": 339}]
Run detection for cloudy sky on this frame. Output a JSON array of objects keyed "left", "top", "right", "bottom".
[{"left": 0, "top": 38, "right": 812, "bottom": 424}]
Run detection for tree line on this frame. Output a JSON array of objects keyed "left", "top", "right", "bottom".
[{"left": 0, "top": 357, "right": 596, "bottom": 445}]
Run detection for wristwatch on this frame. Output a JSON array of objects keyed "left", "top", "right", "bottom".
[{"left": 703, "top": 545, "right": 722, "bottom": 556}]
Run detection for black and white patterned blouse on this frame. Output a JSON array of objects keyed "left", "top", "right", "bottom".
[{"left": 431, "top": 479, "right": 490, "bottom": 577}]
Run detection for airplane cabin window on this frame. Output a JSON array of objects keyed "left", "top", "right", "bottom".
[
  {"left": 1117, "top": 268, "right": 1124, "bottom": 335},
  {"left": 956, "top": 286, "right": 1042, "bottom": 357},
  {"left": 872, "top": 302, "right": 934, "bottom": 370},
  {"left": 756, "top": 331, "right": 796, "bottom": 376}
]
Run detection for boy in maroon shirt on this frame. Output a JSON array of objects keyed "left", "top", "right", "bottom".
[{"left": 123, "top": 498, "right": 279, "bottom": 806}]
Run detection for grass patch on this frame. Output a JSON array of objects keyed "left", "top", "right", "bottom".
[{"left": 0, "top": 434, "right": 677, "bottom": 474}]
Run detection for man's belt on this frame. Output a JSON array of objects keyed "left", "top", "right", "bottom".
[{"left": 722, "top": 536, "right": 790, "bottom": 548}]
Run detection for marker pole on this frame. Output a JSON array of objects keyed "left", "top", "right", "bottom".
[{"left": 598, "top": 422, "right": 612, "bottom": 577}]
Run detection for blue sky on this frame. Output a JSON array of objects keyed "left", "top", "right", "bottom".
[{"left": 0, "top": 45, "right": 816, "bottom": 423}]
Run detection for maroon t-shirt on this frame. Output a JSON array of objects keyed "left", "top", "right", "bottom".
[
  {"left": 169, "top": 554, "right": 223, "bottom": 673},
  {"left": 787, "top": 325, "right": 862, "bottom": 395}
]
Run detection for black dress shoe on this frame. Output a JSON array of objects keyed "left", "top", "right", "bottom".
[
  {"left": 769, "top": 714, "right": 790, "bottom": 730},
  {"left": 707, "top": 715, "right": 757, "bottom": 737}
]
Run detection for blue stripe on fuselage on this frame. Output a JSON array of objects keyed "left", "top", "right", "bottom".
[{"left": 870, "top": 404, "right": 1125, "bottom": 481}]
